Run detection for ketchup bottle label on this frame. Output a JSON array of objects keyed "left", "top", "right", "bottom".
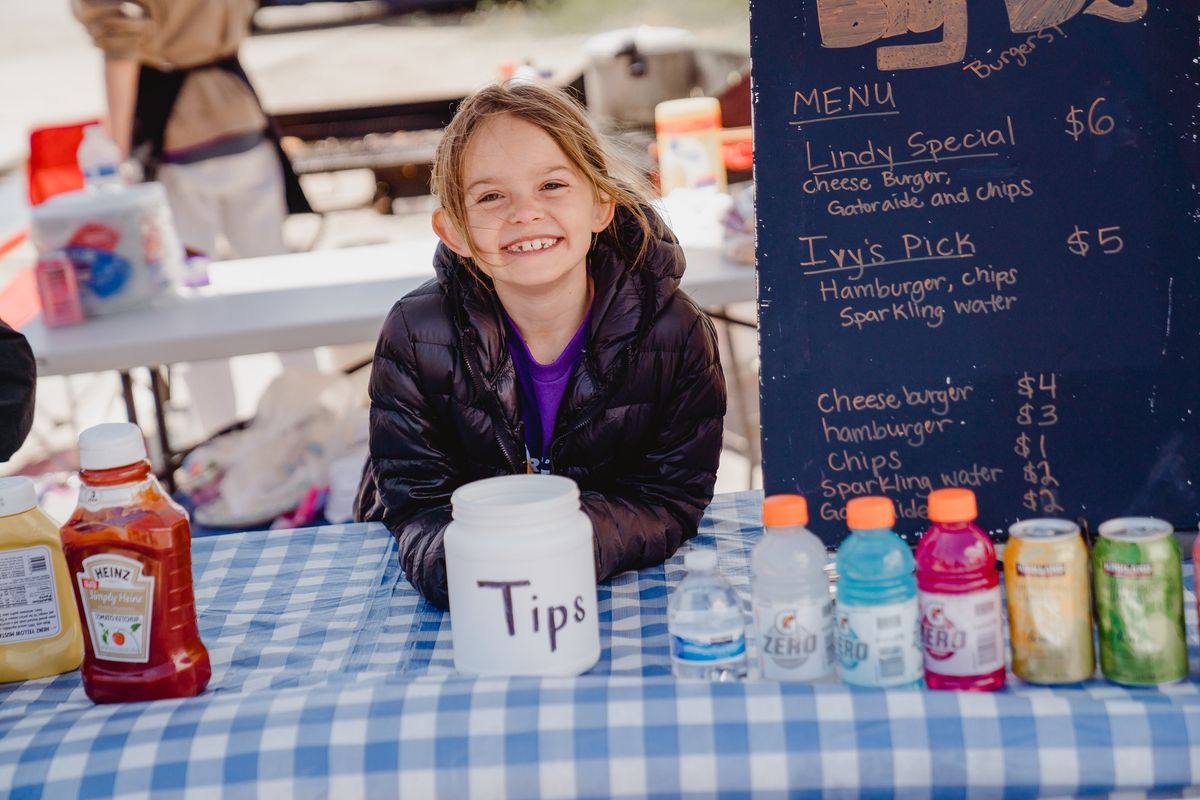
[
  {"left": 76, "top": 554, "right": 154, "bottom": 663},
  {"left": 919, "top": 588, "right": 1005, "bottom": 676}
]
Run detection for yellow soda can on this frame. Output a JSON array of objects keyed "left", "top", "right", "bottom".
[{"left": 1004, "top": 518, "right": 1095, "bottom": 683}]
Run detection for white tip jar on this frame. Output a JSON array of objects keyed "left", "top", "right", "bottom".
[{"left": 444, "top": 474, "right": 600, "bottom": 676}]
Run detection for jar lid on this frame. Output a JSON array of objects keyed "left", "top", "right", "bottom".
[
  {"left": 78, "top": 422, "right": 147, "bottom": 470},
  {"left": 0, "top": 477, "right": 37, "bottom": 516},
  {"left": 684, "top": 549, "right": 717, "bottom": 572}
]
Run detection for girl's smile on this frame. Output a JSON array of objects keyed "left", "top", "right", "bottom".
[
  {"left": 432, "top": 114, "right": 614, "bottom": 302},
  {"left": 504, "top": 236, "right": 563, "bottom": 255}
]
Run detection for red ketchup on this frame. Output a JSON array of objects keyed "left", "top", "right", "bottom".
[{"left": 60, "top": 423, "right": 210, "bottom": 703}]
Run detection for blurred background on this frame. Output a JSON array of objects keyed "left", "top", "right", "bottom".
[{"left": 0, "top": 0, "right": 757, "bottom": 528}]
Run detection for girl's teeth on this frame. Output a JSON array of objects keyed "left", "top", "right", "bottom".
[{"left": 510, "top": 238, "right": 556, "bottom": 253}]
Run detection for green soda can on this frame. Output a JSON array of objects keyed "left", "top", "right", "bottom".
[{"left": 1093, "top": 517, "right": 1188, "bottom": 685}]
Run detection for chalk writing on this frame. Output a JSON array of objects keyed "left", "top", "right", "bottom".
[
  {"left": 815, "top": 0, "right": 1146, "bottom": 69},
  {"left": 791, "top": 82, "right": 898, "bottom": 125},
  {"left": 1064, "top": 97, "right": 1115, "bottom": 141},
  {"left": 963, "top": 27, "right": 1065, "bottom": 78},
  {"left": 1066, "top": 225, "right": 1124, "bottom": 257}
]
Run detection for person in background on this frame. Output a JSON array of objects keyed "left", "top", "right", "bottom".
[
  {"left": 0, "top": 319, "right": 36, "bottom": 462},
  {"left": 71, "top": 0, "right": 309, "bottom": 260},
  {"left": 73, "top": 0, "right": 315, "bottom": 442},
  {"left": 355, "top": 81, "right": 726, "bottom": 608}
]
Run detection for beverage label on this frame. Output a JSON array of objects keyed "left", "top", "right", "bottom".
[
  {"left": 919, "top": 588, "right": 1005, "bottom": 676},
  {"left": 76, "top": 554, "right": 154, "bottom": 663},
  {"left": 836, "top": 597, "right": 922, "bottom": 687},
  {"left": 1008, "top": 556, "right": 1094, "bottom": 683},
  {"left": 753, "top": 597, "right": 834, "bottom": 680},
  {"left": 1094, "top": 546, "right": 1187, "bottom": 684},
  {"left": 0, "top": 546, "right": 63, "bottom": 644},
  {"left": 671, "top": 628, "right": 747, "bottom": 666}
]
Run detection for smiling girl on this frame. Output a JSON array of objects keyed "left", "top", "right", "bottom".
[{"left": 355, "top": 81, "right": 726, "bottom": 608}]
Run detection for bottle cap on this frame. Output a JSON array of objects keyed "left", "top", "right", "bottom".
[
  {"left": 78, "top": 422, "right": 148, "bottom": 470},
  {"left": 762, "top": 494, "right": 808, "bottom": 528},
  {"left": 927, "top": 488, "right": 977, "bottom": 523},
  {"left": 683, "top": 549, "right": 717, "bottom": 572},
  {"left": 0, "top": 477, "right": 37, "bottom": 516},
  {"left": 846, "top": 496, "right": 895, "bottom": 530}
]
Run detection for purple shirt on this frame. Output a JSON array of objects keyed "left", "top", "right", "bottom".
[{"left": 503, "top": 309, "right": 591, "bottom": 474}]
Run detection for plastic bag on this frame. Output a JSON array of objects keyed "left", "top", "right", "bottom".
[{"left": 176, "top": 368, "right": 367, "bottom": 528}]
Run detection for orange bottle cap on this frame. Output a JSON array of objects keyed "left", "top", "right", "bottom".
[
  {"left": 763, "top": 494, "right": 808, "bottom": 527},
  {"left": 927, "top": 488, "right": 977, "bottom": 523},
  {"left": 846, "top": 496, "right": 895, "bottom": 530}
]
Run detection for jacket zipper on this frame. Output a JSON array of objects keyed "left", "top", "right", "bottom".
[
  {"left": 549, "top": 344, "right": 632, "bottom": 470},
  {"left": 460, "top": 329, "right": 523, "bottom": 474}
]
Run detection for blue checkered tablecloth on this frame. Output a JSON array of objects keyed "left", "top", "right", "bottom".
[{"left": 0, "top": 491, "right": 1196, "bottom": 798}]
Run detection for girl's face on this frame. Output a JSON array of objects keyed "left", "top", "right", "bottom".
[{"left": 433, "top": 114, "right": 614, "bottom": 298}]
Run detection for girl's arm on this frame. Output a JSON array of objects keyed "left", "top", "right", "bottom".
[
  {"left": 579, "top": 306, "right": 727, "bottom": 580},
  {"left": 358, "top": 302, "right": 461, "bottom": 609}
]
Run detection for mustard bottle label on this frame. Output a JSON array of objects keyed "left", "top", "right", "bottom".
[
  {"left": 76, "top": 554, "right": 154, "bottom": 663},
  {"left": 0, "top": 545, "right": 63, "bottom": 644}
]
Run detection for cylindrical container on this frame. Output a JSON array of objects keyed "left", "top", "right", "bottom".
[
  {"left": 836, "top": 496, "right": 923, "bottom": 689},
  {"left": 1004, "top": 518, "right": 1094, "bottom": 684},
  {"left": 655, "top": 96, "right": 728, "bottom": 195},
  {"left": 444, "top": 474, "right": 599, "bottom": 676},
  {"left": 915, "top": 488, "right": 1006, "bottom": 691},
  {"left": 60, "top": 423, "right": 210, "bottom": 703},
  {"left": 34, "top": 251, "right": 84, "bottom": 328},
  {"left": 0, "top": 477, "right": 84, "bottom": 683},
  {"left": 1093, "top": 517, "right": 1187, "bottom": 685},
  {"left": 669, "top": 549, "right": 748, "bottom": 681},
  {"left": 751, "top": 495, "right": 834, "bottom": 681}
]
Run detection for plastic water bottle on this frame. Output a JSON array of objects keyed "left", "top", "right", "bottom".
[
  {"left": 836, "top": 496, "right": 923, "bottom": 688},
  {"left": 77, "top": 125, "right": 122, "bottom": 188},
  {"left": 751, "top": 495, "right": 835, "bottom": 681},
  {"left": 668, "top": 549, "right": 747, "bottom": 680},
  {"left": 915, "top": 488, "right": 1006, "bottom": 691}
]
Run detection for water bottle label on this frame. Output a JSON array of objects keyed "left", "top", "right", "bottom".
[
  {"left": 919, "top": 588, "right": 1005, "bottom": 676},
  {"left": 671, "top": 631, "right": 746, "bottom": 663},
  {"left": 836, "top": 597, "right": 922, "bottom": 687},
  {"left": 753, "top": 598, "right": 834, "bottom": 680}
]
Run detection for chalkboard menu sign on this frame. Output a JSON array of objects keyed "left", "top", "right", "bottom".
[{"left": 750, "top": 1, "right": 1200, "bottom": 544}]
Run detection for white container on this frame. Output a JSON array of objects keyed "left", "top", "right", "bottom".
[
  {"left": 444, "top": 474, "right": 599, "bottom": 676},
  {"left": 30, "top": 182, "right": 182, "bottom": 317},
  {"left": 655, "top": 96, "right": 727, "bottom": 196},
  {"left": 77, "top": 125, "right": 122, "bottom": 187}
]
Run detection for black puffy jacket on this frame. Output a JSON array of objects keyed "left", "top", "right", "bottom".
[
  {"left": 0, "top": 319, "right": 36, "bottom": 462},
  {"left": 355, "top": 207, "right": 726, "bottom": 608}
]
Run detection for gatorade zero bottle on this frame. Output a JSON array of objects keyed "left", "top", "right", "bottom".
[
  {"left": 835, "top": 496, "right": 923, "bottom": 689},
  {"left": 915, "top": 488, "right": 1006, "bottom": 691}
]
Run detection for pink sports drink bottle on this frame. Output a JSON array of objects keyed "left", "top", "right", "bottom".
[{"left": 915, "top": 488, "right": 1006, "bottom": 691}]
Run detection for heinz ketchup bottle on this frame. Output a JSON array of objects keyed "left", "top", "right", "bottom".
[
  {"left": 60, "top": 423, "right": 210, "bottom": 703},
  {"left": 915, "top": 488, "right": 1006, "bottom": 691}
]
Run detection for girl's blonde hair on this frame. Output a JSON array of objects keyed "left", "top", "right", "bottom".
[{"left": 430, "top": 81, "right": 657, "bottom": 272}]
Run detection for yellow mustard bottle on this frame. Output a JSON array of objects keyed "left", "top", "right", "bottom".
[{"left": 0, "top": 476, "right": 83, "bottom": 682}]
